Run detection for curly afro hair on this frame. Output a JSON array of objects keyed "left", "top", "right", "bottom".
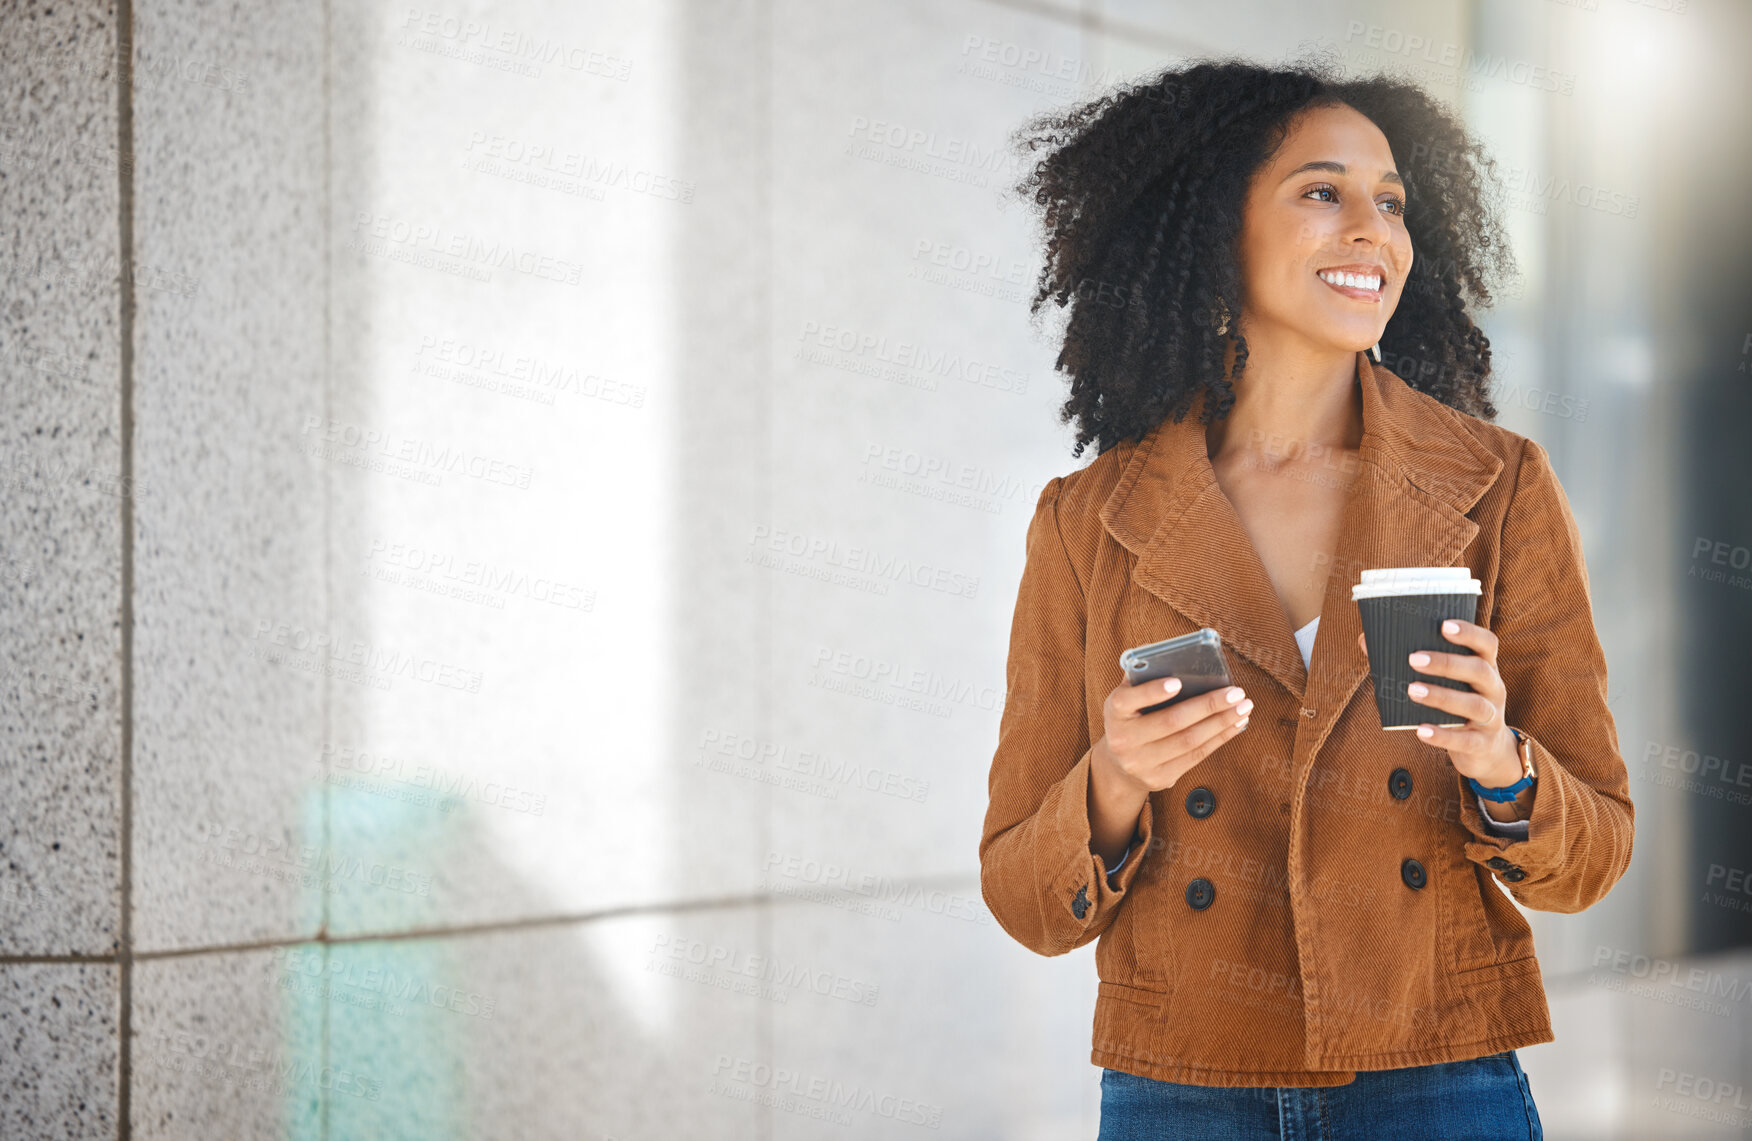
[{"left": 1008, "top": 54, "right": 1519, "bottom": 458}]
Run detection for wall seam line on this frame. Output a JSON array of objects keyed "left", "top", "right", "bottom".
[
  {"left": 115, "top": 0, "right": 136, "bottom": 1136},
  {"left": 0, "top": 872, "right": 984, "bottom": 967},
  {"left": 320, "top": 1, "right": 334, "bottom": 1134}
]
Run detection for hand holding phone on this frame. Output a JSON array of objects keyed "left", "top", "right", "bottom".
[{"left": 1094, "top": 628, "right": 1253, "bottom": 799}]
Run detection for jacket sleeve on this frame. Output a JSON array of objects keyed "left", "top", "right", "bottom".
[
  {"left": 979, "top": 476, "right": 1154, "bottom": 957},
  {"left": 1456, "top": 437, "right": 1635, "bottom": 913}
]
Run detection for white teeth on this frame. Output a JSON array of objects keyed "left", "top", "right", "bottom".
[{"left": 1319, "top": 270, "right": 1381, "bottom": 292}]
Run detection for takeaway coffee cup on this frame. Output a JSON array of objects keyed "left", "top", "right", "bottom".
[{"left": 1352, "top": 567, "right": 1483, "bottom": 731}]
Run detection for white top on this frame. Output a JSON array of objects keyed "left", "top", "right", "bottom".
[{"left": 1294, "top": 616, "right": 1319, "bottom": 671}]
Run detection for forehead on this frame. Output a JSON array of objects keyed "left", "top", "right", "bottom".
[{"left": 1265, "top": 104, "right": 1397, "bottom": 176}]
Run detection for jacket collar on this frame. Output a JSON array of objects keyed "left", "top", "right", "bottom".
[{"left": 1098, "top": 349, "right": 1505, "bottom": 710}]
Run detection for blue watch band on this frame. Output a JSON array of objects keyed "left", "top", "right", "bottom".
[
  {"left": 1467, "top": 773, "right": 1533, "bottom": 802},
  {"left": 1468, "top": 727, "right": 1535, "bottom": 802}
]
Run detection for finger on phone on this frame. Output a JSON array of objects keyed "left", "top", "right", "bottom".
[
  {"left": 1140, "top": 683, "right": 1248, "bottom": 735},
  {"left": 1163, "top": 694, "right": 1251, "bottom": 750},
  {"left": 1118, "top": 674, "right": 1185, "bottom": 716}
]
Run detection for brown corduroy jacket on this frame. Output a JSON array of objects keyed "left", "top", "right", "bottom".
[{"left": 978, "top": 349, "right": 1634, "bottom": 1087}]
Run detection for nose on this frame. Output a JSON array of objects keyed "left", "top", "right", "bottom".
[{"left": 1342, "top": 195, "right": 1394, "bottom": 248}]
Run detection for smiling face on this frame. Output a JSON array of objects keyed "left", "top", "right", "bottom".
[{"left": 1233, "top": 102, "right": 1413, "bottom": 358}]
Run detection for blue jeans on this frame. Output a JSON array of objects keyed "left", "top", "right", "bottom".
[{"left": 1098, "top": 1050, "right": 1542, "bottom": 1140}]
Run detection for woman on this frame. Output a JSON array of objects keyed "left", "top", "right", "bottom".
[{"left": 978, "top": 57, "right": 1634, "bottom": 1140}]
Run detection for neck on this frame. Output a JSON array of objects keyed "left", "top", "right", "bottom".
[{"left": 1206, "top": 331, "right": 1365, "bottom": 465}]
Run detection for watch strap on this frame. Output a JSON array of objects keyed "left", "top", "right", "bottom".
[
  {"left": 1467, "top": 726, "right": 1538, "bottom": 802},
  {"left": 1468, "top": 772, "right": 1533, "bottom": 802}
]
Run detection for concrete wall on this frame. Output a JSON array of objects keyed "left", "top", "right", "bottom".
[{"left": 3, "top": 1, "right": 1746, "bottom": 1138}]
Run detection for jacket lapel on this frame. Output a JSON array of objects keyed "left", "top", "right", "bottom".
[{"left": 1098, "top": 350, "right": 1505, "bottom": 715}]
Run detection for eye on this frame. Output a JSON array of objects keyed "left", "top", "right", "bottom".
[{"left": 1304, "top": 182, "right": 1408, "bottom": 217}]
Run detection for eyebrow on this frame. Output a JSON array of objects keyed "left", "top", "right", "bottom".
[{"left": 1281, "top": 160, "right": 1403, "bottom": 186}]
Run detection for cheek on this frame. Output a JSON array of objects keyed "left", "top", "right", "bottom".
[
  {"left": 1260, "top": 266, "right": 1317, "bottom": 309},
  {"left": 1392, "top": 235, "right": 1414, "bottom": 273},
  {"left": 1249, "top": 208, "right": 1327, "bottom": 264}
]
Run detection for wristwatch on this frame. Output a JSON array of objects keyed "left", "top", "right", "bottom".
[{"left": 1467, "top": 726, "right": 1537, "bottom": 803}]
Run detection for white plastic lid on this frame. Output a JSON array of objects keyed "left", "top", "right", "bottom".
[{"left": 1351, "top": 566, "right": 1481, "bottom": 599}]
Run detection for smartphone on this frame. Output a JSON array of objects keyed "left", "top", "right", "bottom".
[{"left": 1119, "top": 628, "right": 1235, "bottom": 716}]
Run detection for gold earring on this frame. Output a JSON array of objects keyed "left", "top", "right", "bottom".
[{"left": 1211, "top": 295, "right": 1232, "bottom": 337}]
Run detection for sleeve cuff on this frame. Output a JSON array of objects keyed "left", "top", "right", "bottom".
[
  {"left": 1473, "top": 792, "right": 1531, "bottom": 839},
  {"left": 1106, "top": 840, "right": 1135, "bottom": 885},
  {"left": 1457, "top": 730, "right": 1568, "bottom": 873},
  {"left": 1047, "top": 748, "right": 1155, "bottom": 933}
]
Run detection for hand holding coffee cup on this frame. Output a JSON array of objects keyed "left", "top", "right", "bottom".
[{"left": 1352, "top": 567, "right": 1525, "bottom": 788}]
